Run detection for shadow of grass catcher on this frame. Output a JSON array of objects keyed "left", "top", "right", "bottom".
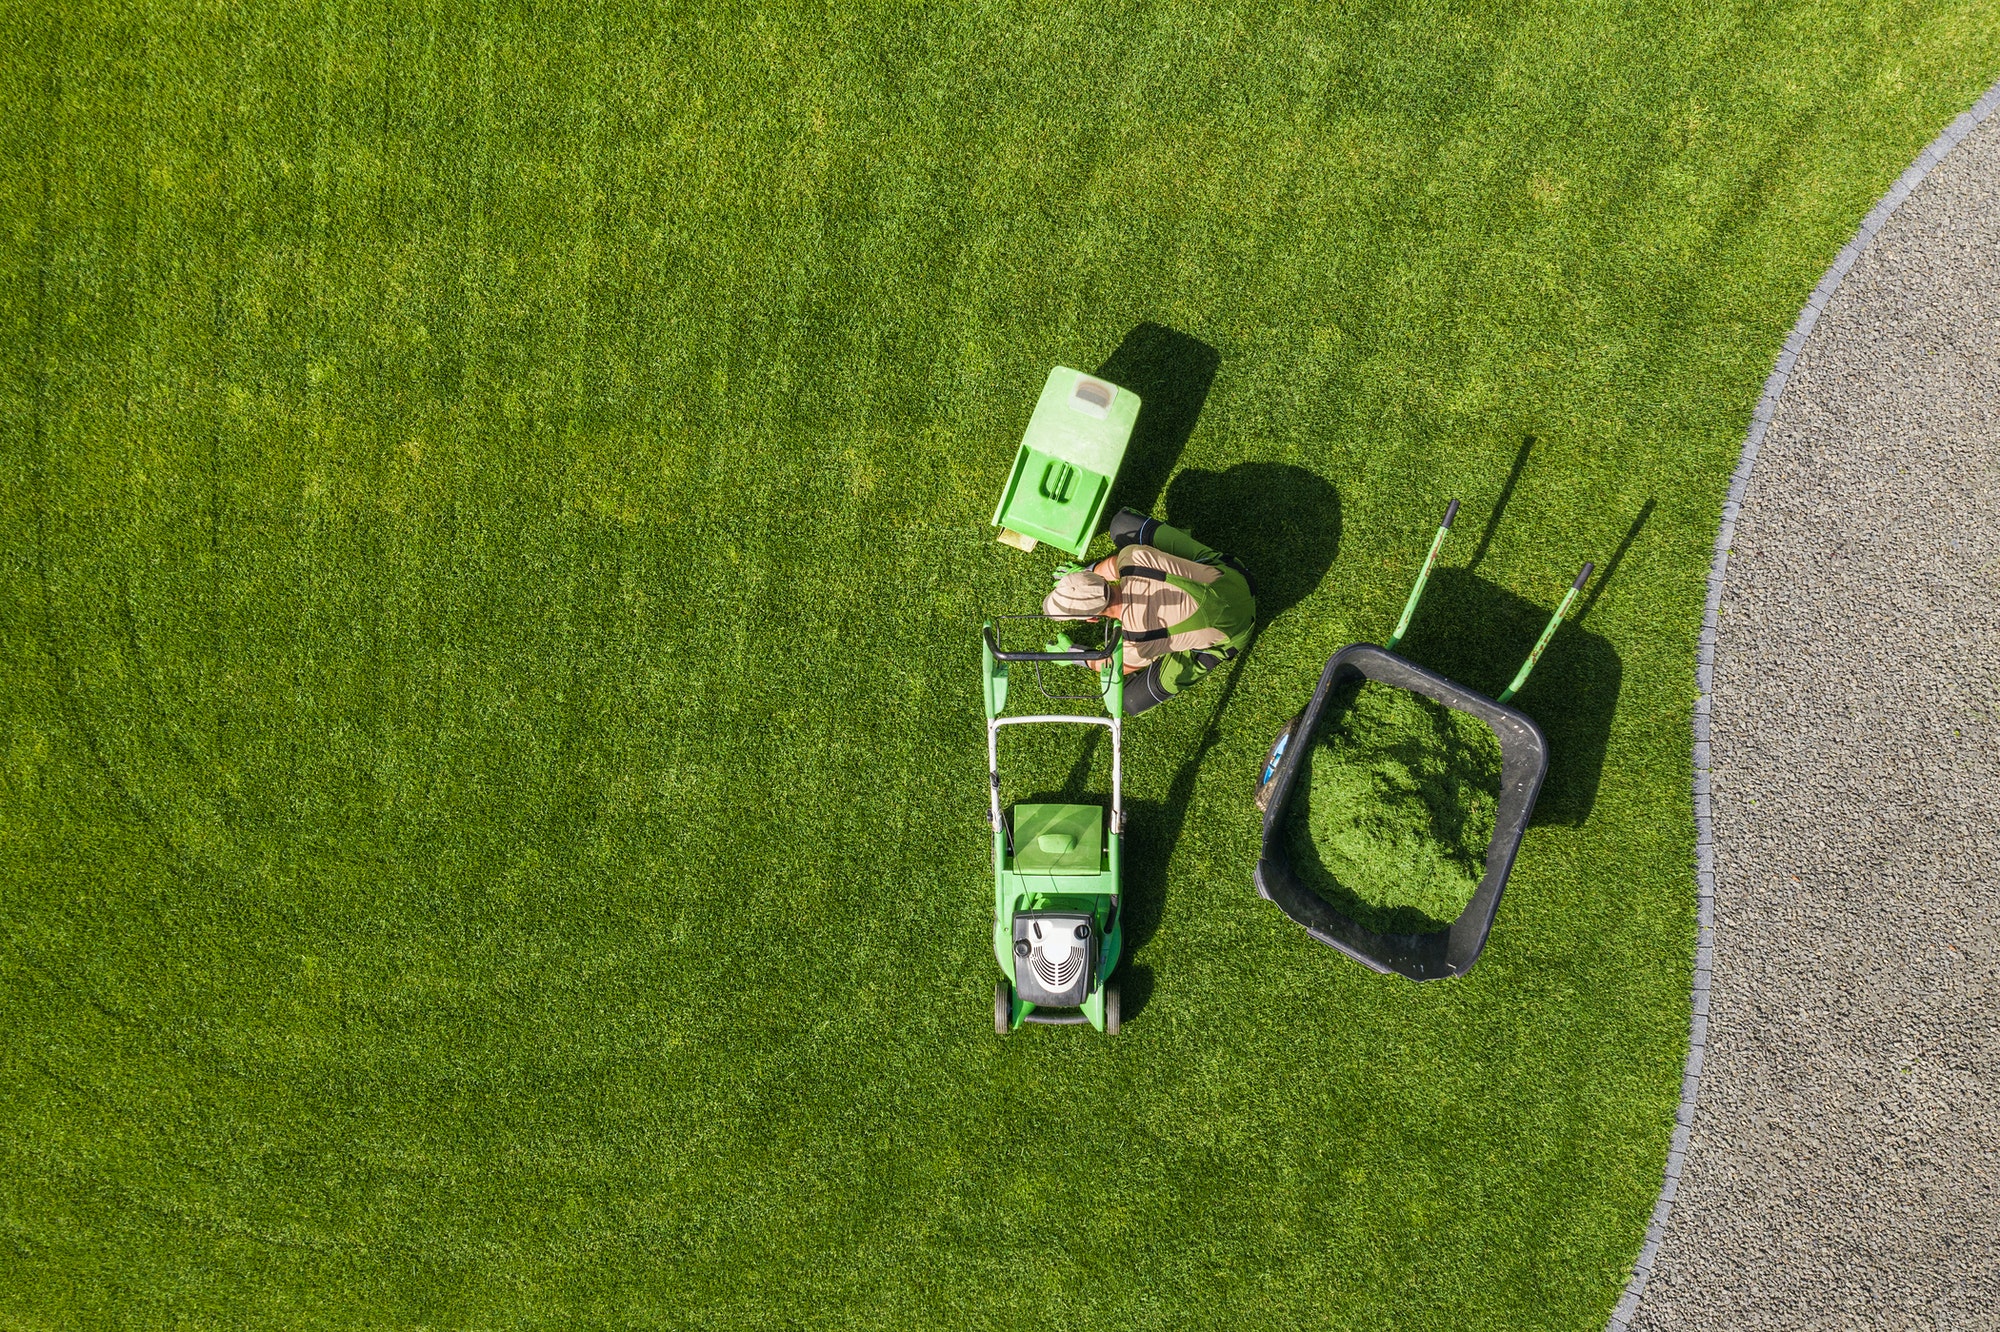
[{"left": 1253, "top": 501, "right": 1593, "bottom": 980}]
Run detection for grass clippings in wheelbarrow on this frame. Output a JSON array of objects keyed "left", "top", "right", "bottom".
[{"left": 1284, "top": 682, "right": 1504, "bottom": 934}]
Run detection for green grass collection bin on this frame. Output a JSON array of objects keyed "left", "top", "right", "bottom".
[{"left": 991, "top": 366, "right": 1140, "bottom": 557}]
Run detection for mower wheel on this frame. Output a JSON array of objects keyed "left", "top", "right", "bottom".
[
  {"left": 1104, "top": 980, "right": 1121, "bottom": 1035},
  {"left": 994, "top": 981, "right": 1012, "bottom": 1035}
]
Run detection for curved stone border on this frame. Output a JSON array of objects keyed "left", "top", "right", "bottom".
[{"left": 1606, "top": 75, "right": 2000, "bottom": 1332}]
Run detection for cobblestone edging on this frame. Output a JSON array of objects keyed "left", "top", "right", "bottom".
[{"left": 1607, "top": 76, "right": 2000, "bottom": 1332}]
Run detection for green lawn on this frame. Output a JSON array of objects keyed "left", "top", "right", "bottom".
[{"left": 2, "top": 2, "right": 1993, "bottom": 1328}]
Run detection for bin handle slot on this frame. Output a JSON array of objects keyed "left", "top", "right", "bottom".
[{"left": 1038, "top": 460, "right": 1076, "bottom": 503}]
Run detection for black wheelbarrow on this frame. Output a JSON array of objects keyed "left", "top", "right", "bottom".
[{"left": 1252, "top": 500, "right": 1592, "bottom": 981}]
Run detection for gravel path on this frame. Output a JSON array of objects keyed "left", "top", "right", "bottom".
[{"left": 1623, "top": 101, "right": 2000, "bottom": 1328}]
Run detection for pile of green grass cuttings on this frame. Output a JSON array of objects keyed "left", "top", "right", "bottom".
[{"left": 1283, "top": 681, "right": 1505, "bottom": 934}]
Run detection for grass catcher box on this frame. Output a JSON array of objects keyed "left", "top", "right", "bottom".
[{"left": 991, "top": 367, "right": 1139, "bottom": 557}]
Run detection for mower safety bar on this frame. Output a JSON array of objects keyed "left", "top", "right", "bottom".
[
  {"left": 987, "top": 714, "right": 1123, "bottom": 835},
  {"left": 1020, "top": 1010, "right": 1091, "bottom": 1025}
]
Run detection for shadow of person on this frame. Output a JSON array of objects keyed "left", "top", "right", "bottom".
[
  {"left": 1095, "top": 323, "right": 1220, "bottom": 518},
  {"left": 1164, "top": 463, "right": 1341, "bottom": 624},
  {"left": 1106, "top": 466, "right": 1343, "bottom": 1017},
  {"left": 1392, "top": 567, "right": 1621, "bottom": 827}
]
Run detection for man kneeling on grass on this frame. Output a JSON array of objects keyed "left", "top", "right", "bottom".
[{"left": 1041, "top": 508, "right": 1257, "bottom": 717}]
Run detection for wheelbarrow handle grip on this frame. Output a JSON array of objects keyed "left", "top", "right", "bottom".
[
  {"left": 1571, "top": 560, "right": 1595, "bottom": 592},
  {"left": 1442, "top": 499, "right": 1460, "bottom": 529}
]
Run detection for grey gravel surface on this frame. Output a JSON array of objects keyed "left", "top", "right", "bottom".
[{"left": 1629, "top": 114, "right": 2000, "bottom": 1329}]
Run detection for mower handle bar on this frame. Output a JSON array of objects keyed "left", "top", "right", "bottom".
[{"left": 983, "top": 621, "right": 1125, "bottom": 663}]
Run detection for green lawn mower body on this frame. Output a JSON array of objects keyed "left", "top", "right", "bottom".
[
  {"left": 991, "top": 367, "right": 1140, "bottom": 557},
  {"left": 982, "top": 620, "right": 1126, "bottom": 1033}
]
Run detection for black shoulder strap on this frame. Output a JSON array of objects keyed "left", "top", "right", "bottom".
[{"left": 1216, "top": 552, "right": 1257, "bottom": 598}]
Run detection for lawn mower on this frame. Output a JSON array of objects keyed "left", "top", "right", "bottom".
[
  {"left": 1252, "top": 499, "right": 1592, "bottom": 980},
  {"left": 981, "top": 363, "right": 1140, "bottom": 1034},
  {"left": 983, "top": 618, "right": 1126, "bottom": 1033}
]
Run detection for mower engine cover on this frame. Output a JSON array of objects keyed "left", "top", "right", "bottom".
[{"left": 1011, "top": 911, "right": 1096, "bottom": 1007}]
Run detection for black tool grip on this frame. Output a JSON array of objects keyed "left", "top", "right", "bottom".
[
  {"left": 1571, "top": 561, "right": 1595, "bottom": 592},
  {"left": 1442, "top": 499, "right": 1460, "bottom": 529},
  {"left": 984, "top": 622, "right": 1124, "bottom": 663}
]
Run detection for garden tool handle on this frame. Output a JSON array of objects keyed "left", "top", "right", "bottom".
[
  {"left": 1384, "top": 499, "right": 1460, "bottom": 652},
  {"left": 1496, "top": 560, "right": 1595, "bottom": 703}
]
